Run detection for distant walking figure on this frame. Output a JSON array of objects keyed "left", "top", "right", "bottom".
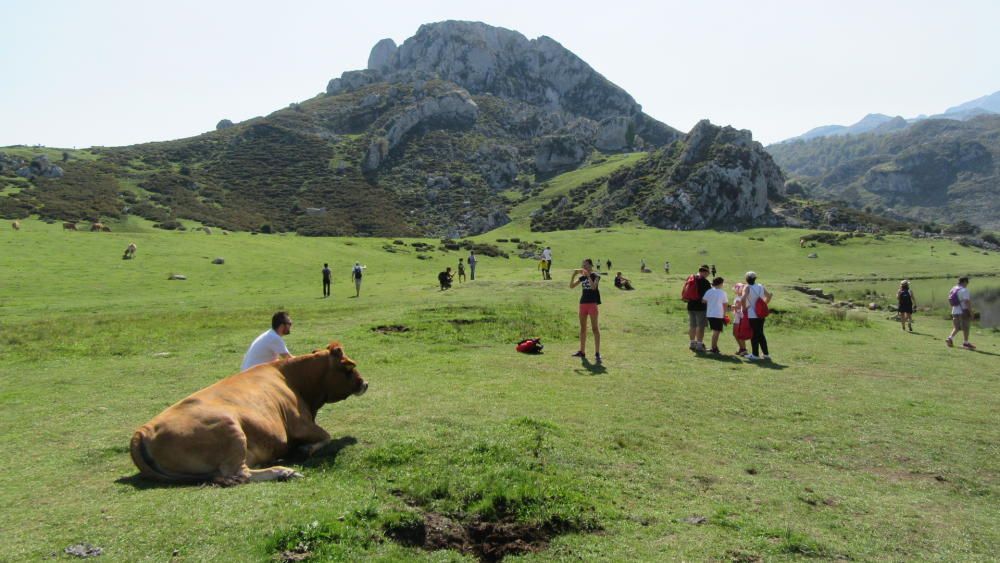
[
  {"left": 541, "top": 247, "right": 553, "bottom": 280},
  {"left": 468, "top": 251, "right": 477, "bottom": 280},
  {"left": 606, "top": 259, "right": 612, "bottom": 271},
  {"left": 945, "top": 276, "right": 975, "bottom": 350},
  {"left": 11, "top": 220, "right": 20, "bottom": 231},
  {"left": 458, "top": 258, "right": 466, "bottom": 282},
  {"left": 123, "top": 242, "right": 137, "bottom": 260},
  {"left": 710, "top": 265, "right": 717, "bottom": 278},
  {"left": 322, "top": 263, "right": 332, "bottom": 297},
  {"left": 743, "top": 271, "right": 773, "bottom": 361},
  {"left": 351, "top": 262, "right": 364, "bottom": 297},
  {"left": 570, "top": 259, "right": 602, "bottom": 362},
  {"left": 897, "top": 280, "right": 915, "bottom": 332},
  {"left": 664, "top": 260, "right": 670, "bottom": 274}
]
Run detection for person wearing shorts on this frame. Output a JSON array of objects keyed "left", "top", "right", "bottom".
[
  {"left": 570, "top": 258, "right": 602, "bottom": 362},
  {"left": 687, "top": 265, "right": 712, "bottom": 351},
  {"left": 946, "top": 277, "right": 975, "bottom": 350},
  {"left": 351, "top": 262, "right": 364, "bottom": 297},
  {"left": 702, "top": 277, "right": 729, "bottom": 354},
  {"left": 897, "top": 280, "right": 915, "bottom": 332}
]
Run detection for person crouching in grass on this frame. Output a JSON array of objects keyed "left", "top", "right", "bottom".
[{"left": 702, "top": 277, "right": 729, "bottom": 354}]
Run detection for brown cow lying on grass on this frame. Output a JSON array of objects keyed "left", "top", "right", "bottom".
[{"left": 130, "top": 342, "right": 368, "bottom": 486}]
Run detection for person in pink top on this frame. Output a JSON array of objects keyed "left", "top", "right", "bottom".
[{"left": 731, "top": 282, "right": 749, "bottom": 356}]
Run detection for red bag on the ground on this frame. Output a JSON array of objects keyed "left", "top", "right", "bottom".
[{"left": 516, "top": 338, "right": 544, "bottom": 354}]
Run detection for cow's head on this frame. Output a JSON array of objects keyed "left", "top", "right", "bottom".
[{"left": 322, "top": 341, "right": 368, "bottom": 402}]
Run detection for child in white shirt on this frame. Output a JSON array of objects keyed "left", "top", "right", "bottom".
[{"left": 702, "top": 277, "right": 730, "bottom": 354}]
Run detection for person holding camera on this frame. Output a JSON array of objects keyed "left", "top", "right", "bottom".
[{"left": 569, "top": 259, "right": 602, "bottom": 362}]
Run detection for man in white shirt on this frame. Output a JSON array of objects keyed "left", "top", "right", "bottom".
[
  {"left": 702, "top": 277, "right": 729, "bottom": 354},
  {"left": 541, "top": 247, "right": 552, "bottom": 280},
  {"left": 241, "top": 311, "right": 293, "bottom": 371},
  {"left": 946, "top": 276, "right": 975, "bottom": 350}
]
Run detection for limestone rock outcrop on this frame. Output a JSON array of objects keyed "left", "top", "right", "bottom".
[
  {"left": 535, "top": 135, "right": 588, "bottom": 174},
  {"left": 216, "top": 119, "right": 234, "bottom": 130},
  {"left": 367, "top": 38, "right": 398, "bottom": 71},
  {"left": 363, "top": 89, "right": 478, "bottom": 171},
  {"left": 16, "top": 155, "right": 64, "bottom": 179}
]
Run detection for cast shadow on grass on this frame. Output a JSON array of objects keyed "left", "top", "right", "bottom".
[
  {"left": 696, "top": 352, "right": 743, "bottom": 364},
  {"left": 574, "top": 358, "right": 607, "bottom": 376},
  {"left": 749, "top": 360, "right": 788, "bottom": 370},
  {"left": 114, "top": 436, "right": 358, "bottom": 489}
]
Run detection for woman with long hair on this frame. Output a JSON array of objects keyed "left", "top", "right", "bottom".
[
  {"left": 742, "top": 271, "right": 772, "bottom": 361},
  {"left": 570, "top": 258, "right": 602, "bottom": 362}
]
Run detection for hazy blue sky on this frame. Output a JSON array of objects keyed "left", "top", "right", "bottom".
[{"left": 2, "top": 0, "right": 998, "bottom": 147}]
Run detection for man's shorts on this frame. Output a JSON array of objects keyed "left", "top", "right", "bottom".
[
  {"left": 952, "top": 313, "right": 970, "bottom": 331},
  {"left": 708, "top": 317, "right": 724, "bottom": 331},
  {"left": 579, "top": 303, "right": 599, "bottom": 316},
  {"left": 688, "top": 310, "right": 708, "bottom": 329}
]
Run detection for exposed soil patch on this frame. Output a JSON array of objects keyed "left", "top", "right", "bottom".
[
  {"left": 275, "top": 548, "right": 311, "bottom": 562},
  {"left": 385, "top": 510, "right": 573, "bottom": 562},
  {"left": 448, "top": 318, "right": 481, "bottom": 326},
  {"left": 372, "top": 324, "right": 409, "bottom": 334}
]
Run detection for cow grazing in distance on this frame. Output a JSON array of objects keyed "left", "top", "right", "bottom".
[
  {"left": 123, "top": 242, "right": 137, "bottom": 260},
  {"left": 204, "top": 227, "right": 213, "bottom": 235},
  {"left": 130, "top": 342, "right": 368, "bottom": 486},
  {"left": 91, "top": 222, "right": 106, "bottom": 232},
  {"left": 63, "top": 222, "right": 77, "bottom": 231},
  {"left": 11, "top": 220, "right": 20, "bottom": 231}
]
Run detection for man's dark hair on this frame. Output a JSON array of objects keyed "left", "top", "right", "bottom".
[
  {"left": 699, "top": 265, "right": 710, "bottom": 273},
  {"left": 959, "top": 276, "right": 970, "bottom": 285},
  {"left": 324, "top": 263, "right": 328, "bottom": 267},
  {"left": 713, "top": 277, "right": 724, "bottom": 286},
  {"left": 272, "top": 311, "right": 291, "bottom": 330}
]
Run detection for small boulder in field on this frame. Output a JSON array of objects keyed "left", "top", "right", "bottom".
[
  {"left": 807, "top": 253, "right": 818, "bottom": 258},
  {"left": 168, "top": 274, "right": 187, "bottom": 280},
  {"left": 212, "top": 258, "right": 225, "bottom": 265}
]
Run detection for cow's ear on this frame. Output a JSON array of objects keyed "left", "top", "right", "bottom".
[{"left": 328, "top": 342, "right": 343, "bottom": 358}]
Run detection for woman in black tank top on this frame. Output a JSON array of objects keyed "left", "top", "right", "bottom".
[
  {"left": 569, "top": 258, "right": 602, "bottom": 362},
  {"left": 897, "top": 280, "right": 915, "bottom": 332}
]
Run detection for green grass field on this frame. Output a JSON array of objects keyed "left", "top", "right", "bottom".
[{"left": 1, "top": 217, "right": 998, "bottom": 561}]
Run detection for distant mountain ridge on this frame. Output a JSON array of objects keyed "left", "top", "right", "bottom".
[
  {"left": 767, "top": 114, "right": 1000, "bottom": 230},
  {"left": 780, "top": 90, "right": 1000, "bottom": 143},
  {"left": 0, "top": 20, "right": 792, "bottom": 236}
]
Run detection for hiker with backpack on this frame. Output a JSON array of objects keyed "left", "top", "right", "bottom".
[
  {"left": 742, "top": 271, "right": 772, "bottom": 361},
  {"left": 682, "top": 265, "right": 712, "bottom": 352},
  {"left": 946, "top": 277, "right": 975, "bottom": 350},
  {"left": 351, "top": 262, "right": 364, "bottom": 297},
  {"left": 468, "top": 251, "right": 477, "bottom": 280},
  {"left": 702, "top": 277, "right": 729, "bottom": 354},
  {"left": 570, "top": 258, "right": 602, "bottom": 362},
  {"left": 897, "top": 280, "right": 915, "bottom": 332}
]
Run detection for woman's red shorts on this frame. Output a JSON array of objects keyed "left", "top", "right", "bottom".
[{"left": 579, "top": 303, "right": 599, "bottom": 316}]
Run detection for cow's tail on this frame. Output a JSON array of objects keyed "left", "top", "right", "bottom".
[{"left": 129, "top": 426, "right": 213, "bottom": 484}]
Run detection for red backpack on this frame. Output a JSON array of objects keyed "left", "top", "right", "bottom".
[
  {"left": 681, "top": 275, "right": 701, "bottom": 301},
  {"left": 516, "top": 338, "right": 544, "bottom": 354}
]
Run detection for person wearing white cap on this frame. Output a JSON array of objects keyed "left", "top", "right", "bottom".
[{"left": 742, "top": 271, "right": 773, "bottom": 361}]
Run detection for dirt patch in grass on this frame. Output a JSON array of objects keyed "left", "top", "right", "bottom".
[
  {"left": 385, "top": 510, "right": 574, "bottom": 562},
  {"left": 372, "top": 324, "right": 409, "bottom": 334}
]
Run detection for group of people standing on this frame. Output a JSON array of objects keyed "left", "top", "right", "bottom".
[
  {"left": 321, "top": 262, "right": 365, "bottom": 298},
  {"left": 685, "top": 265, "right": 772, "bottom": 360}
]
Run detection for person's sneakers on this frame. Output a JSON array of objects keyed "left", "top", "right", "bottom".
[
  {"left": 963, "top": 342, "right": 977, "bottom": 350},
  {"left": 571, "top": 351, "right": 586, "bottom": 358},
  {"left": 763, "top": 355, "right": 772, "bottom": 361},
  {"left": 945, "top": 337, "right": 954, "bottom": 348},
  {"left": 736, "top": 349, "right": 748, "bottom": 356},
  {"left": 595, "top": 353, "right": 603, "bottom": 363},
  {"left": 696, "top": 342, "right": 707, "bottom": 352},
  {"left": 745, "top": 354, "right": 760, "bottom": 361},
  {"left": 710, "top": 347, "right": 721, "bottom": 354},
  {"left": 908, "top": 324, "right": 913, "bottom": 332},
  {"left": 689, "top": 341, "right": 698, "bottom": 351}
]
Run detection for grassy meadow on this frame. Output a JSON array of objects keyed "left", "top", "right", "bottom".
[{"left": 1, "top": 216, "right": 999, "bottom": 562}]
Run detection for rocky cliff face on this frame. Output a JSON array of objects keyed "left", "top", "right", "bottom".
[{"left": 531, "top": 120, "right": 786, "bottom": 231}]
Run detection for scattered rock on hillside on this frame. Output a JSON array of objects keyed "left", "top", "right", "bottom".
[
  {"left": 216, "top": 119, "right": 234, "bottom": 130},
  {"left": 168, "top": 274, "right": 187, "bottom": 280},
  {"left": 16, "top": 155, "right": 64, "bottom": 179},
  {"left": 808, "top": 253, "right": 818, "bottom": 258},
  {"left": 212, "top": 257, "right": 225, "bottom": 264},
  {"left": 64, "top": 543, "right": 103, "bottom": 558},
  {"left": 535, "top": 135, "right": 587, "bottom": 174}
]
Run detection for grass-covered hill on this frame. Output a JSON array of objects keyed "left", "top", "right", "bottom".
[
  {"left": 1, "top": 21, "right": 805, "bottom": 238},
  {"left": 2, "top": 218, "right": 998, "bottom": 560},
  {"left": 767, "top": 114, "right": 1000, "bottom": 231}
]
